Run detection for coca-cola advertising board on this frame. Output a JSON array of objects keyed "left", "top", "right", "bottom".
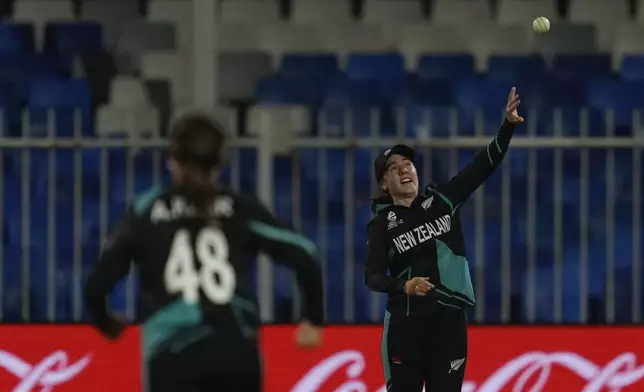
[
  {"left": 262, "top": 326, "right": 644, "bottom": 392},
  {"left": 1, "top": 325, "right": 644, "bottom": 391},
  {"left": 0, "top": 325, "right": 140, "bottom": 391}
]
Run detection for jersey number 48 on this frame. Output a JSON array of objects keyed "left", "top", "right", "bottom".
[{"left": 164, "top": 228, "right": 236, "bottom": 305}]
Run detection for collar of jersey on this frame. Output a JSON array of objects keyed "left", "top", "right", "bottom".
[{"left": 370, "top": 195, "right": 423, "bottom": 215}]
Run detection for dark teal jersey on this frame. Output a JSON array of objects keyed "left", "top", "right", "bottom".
[
  {"left": 365, "top": 120, "right": 517, "bottom": 317},
  {"left": 84, "top": 186, "right": 323, "bottom": 359}
]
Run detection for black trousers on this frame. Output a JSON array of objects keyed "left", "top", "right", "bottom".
[
  {"left": 381, "top": 310, "right": 468, "bottom": 392},
  {"left": 147, "top": 334, "right": 261, "bottom": 392}
]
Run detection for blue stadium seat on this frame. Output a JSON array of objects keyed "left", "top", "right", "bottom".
[
  {"left": 0, "top": 23, "right": 35, "bottom": 55},
  {"left": 44, "top": 22, "right": 103, "bottom": 60},
  {"left": 454, "top": 79, "right": 531, "bottom": 135},
  {"left": 280, "top": 53, "right": 338, "bottom": 79},
  {"left": 402, "top": 79, "right": 455, "bottom": 105},
  {"left": 416, "top": 54, "right": 475, "bottom": 80},
  {"left": 346, "top": 53, "right": 407, "bottom": 99},
  {"left": 620, "top": 56, "right": 644, "bottom": 81},
  {"left": 26, "top": 78, "right": 92, "bottom": 137},
  {"left": 255, "top": 75, "right": 322, "bottom": 105},
  {"left": 0, "top": 80, "right": 22, "bottom": 136},
  {"left": 552, "top": 54, "right": 612, "bottom": 81},
  {"left": 320, "top": 103, "right": 397, "bottom": 137},
  {"left": 347, "top": 53, "right": 405, "bottom": 81},
  {"left": 402, "top": 105, "right": 462, "bottom": 138},
  {"left": 0, "top": 54, "right": 61, "bottom": 96},
  {"left": 529, "top": 78, "right": 587, "bottom": 108},
  {"left": 324, "top": 77, "right": 382, "bottom": 106},
  {"left": 487, "top": 55, "right": 546, "bottom": 82},
  {"left": 534, "top": 106, "right": 605, "bottom": 136},
  {"left": 585, "top": 79, "right": 644, "bottom": 131}
]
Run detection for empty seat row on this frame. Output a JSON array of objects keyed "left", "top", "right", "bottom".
[
  {"left": 11, "top": 18, "right": 644, "bottom": 72},
  {"left": 5, "top": 0, "right": 644, "bottom": 32},
  {"left": 6, "top": 74, "right": 644, "bottom": 138}
]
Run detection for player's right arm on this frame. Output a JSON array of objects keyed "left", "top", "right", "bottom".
[
  {"left": 245, "top": 198, "right": 324, "bottom": 327},
  {"left": 364, "top": 218, "right": 406, "bottom": 294},
  {"left": 364, "top": 218, "right": 433, "bottom": 296}
]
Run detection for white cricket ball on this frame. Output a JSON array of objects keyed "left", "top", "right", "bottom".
[{"left": 532, "top": 17, "right": 550, "bottom": 33}]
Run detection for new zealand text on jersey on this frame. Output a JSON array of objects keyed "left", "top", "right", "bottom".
[{"left": 392, "top": 214, "right": 452, "bottom": 254}]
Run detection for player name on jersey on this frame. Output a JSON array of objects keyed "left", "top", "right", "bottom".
[
  {"left": 150, "top": 196, "right": 234, "bottom": 223},
  {"left": 392, "top": 214, "right": 452, "bottom": 254}
]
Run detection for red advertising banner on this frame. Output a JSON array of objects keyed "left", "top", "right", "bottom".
[
  {"left": 262, "top": 326, "right": 644, "bottom": 392},
  {"left": 1, "top": 325, "right": 643, "bottom": 391},
  {"left": 0, "top": 326, "right": 140, "bottom": 391}
]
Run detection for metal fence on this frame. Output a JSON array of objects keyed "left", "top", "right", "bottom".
[{"left": 0, "top": 107, "right": 643, "bottom": 324}]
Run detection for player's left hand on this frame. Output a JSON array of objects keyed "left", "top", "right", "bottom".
[{"left": 505, "top": 87, "right": 524, "bottom": 124}]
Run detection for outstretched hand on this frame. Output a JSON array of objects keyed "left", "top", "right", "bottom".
[{"left": 505, "top": 87, "right": 524, "bottom": 124}]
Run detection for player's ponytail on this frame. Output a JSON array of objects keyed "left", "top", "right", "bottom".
[{"left": 180, "top": 169, "right": 217, "bottom": 219}]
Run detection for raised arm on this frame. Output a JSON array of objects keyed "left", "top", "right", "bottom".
[{"left": 428, "top": 87, "right": 524, "bottom": 213}]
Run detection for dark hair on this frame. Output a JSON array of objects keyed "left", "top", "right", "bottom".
[
  {"left": 359, "top": 190, "right": 393, "bottom": 209},
  {"left": 169, "top": 113, "right": 227, "bottom": 218}
]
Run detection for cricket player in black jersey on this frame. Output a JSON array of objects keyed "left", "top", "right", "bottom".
[
  {"left": 365, "top": 87, "right": 524, "bottom": 391},
  {"left": 84, "top": 113, "right": 324, "bottom": 392}
]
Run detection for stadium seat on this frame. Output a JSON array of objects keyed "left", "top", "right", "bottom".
[
  {"left": 96, "top": 76, "right": 160, "bottom": 138},
  {"left": 533, "top": 23, "right": 598, "bottom": 55},
  {"left": 362, "top": 0, "right": 426, "bottom": 25},
  {"left": 552, "top": 54, "right": 612, "bottom": 81},
  {"left": 319, "top": 24, "right": 390, "bottom": 56},
  {"left": 613, "top": 24, "right": 644, "bottom": 71},
  {"left": 467, "top": 25, "right": 532, "bottom": 71},
  {"left": 140, "top": 51, "right": 191, "bottom": 106},
  {"left": 402, "top": 79, "right": 455, "bottom": 106},
  {"left": 12, "top": 0, "right": 74, "bottom": 50},
  {"left": 26, "top": 78, "right": 92, "bottom": 137},
  {"left": 487, "top": 55, "right": 546, "bottom": 83},
  {"left": 114, "top": 21, "right": 177, "bottom": 73},
  {"left": 347, "top": 53, "right": 405, "bottom": 81},
  {"left": 497, "top": 0, "right": 558, "bottom": 25},
  {"left": 361, "top": 0, "right": 426, "bottom": 42},
  {"left": 44, "top": 21, "right": 103, "bottom": 62},
  {"left": 220, "top": 0, "right": 281, "bottom": 24},
  {"left": 247, "top": 105, "right": 310, "bottom": 139},
  {"left": 585, "top": 79, "right": 644, "bottom": 130},
  {"left": 291, "top": 0, "right": 353, "bottom": 24},
  {"left": 217, "top": 23, "right": 261, "bottom": 51},
  {"left": 219, "top": 51, "right": 273, "bottom": 102},
  {"left": 255, "top": 75, "right": 322, "bottom": 105},
  {"left": 416, "top": 54, "right": 475, "bottom": 80},
  {"left": 147, "top": 0, "right": 192, "bottom": 49},
  {"left": 398, "top": 25, "right": 468, "bottom": 66},
  {"left": 568, "top": 0, "right": 630, "bottom": 51},
  {"left": 258, "top": 23, "right": 324, "bottom": 59},
  {"left": 0, "top": 23, "right": 35, "bottom": 55},
  {"left": 620, "top": 56, "right": 644, "bottom": 81},
  {"left": 431, "top": 0, "right": 492, "bottom": 25},
  {"left": 280, "top": 53, "right": 338, "bottom": 79},
  {"left": 81, "top": 0, "right": 140, "bottom": 48}
]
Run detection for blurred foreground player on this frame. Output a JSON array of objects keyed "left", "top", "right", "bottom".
[{"left": 84, "top": 113, "right": 324, "bottom": 392}]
